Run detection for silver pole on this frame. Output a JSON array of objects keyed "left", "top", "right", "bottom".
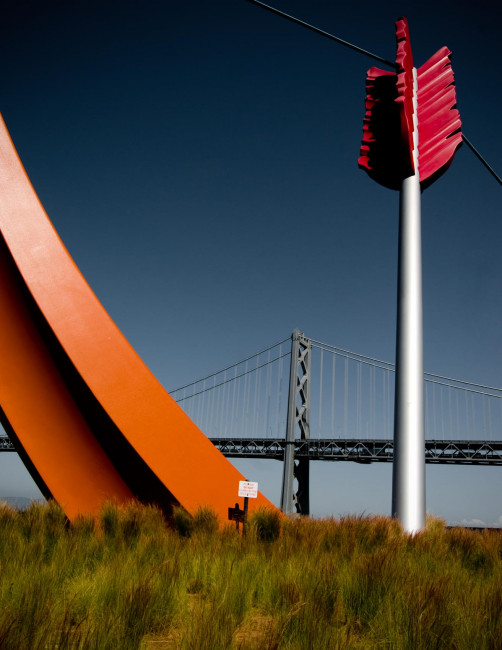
[{"left": 392, "top": 67, "right": 426, "bottom": 533}]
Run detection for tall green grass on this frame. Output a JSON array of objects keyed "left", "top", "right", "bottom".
[{"left": 0, "top": 500, "right": 500, "bottom": 649}]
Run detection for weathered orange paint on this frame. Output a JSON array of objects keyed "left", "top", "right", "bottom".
[{"left": 0, "top": 114, "right": 276, "bottom": 522}]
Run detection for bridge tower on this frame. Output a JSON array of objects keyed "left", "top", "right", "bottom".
[{"left": 281, "top": 329, "right": 311, "bottom": 515}]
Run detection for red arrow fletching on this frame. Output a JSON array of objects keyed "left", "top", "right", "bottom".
[
  {"left": 358, "top": 66, "right": 408, "bottom": 190},
  {"left": 416, "top": 47, "right": 462, "bottom": 188},
  {"left": 358, "top": 19, "right": 462, "bottom": 190},
  {"left": 395, "top": 18, "right": 415, "bottom": 174}
]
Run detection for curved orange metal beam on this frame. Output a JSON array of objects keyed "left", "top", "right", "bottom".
[
  {"left": 0, "top": 235, "right": 136, "bottom": 520},
  {"left": 0, "top": 114, "right": 276, "bottom": 521}
]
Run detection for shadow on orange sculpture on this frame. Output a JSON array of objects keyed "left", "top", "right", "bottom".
[{"left": 0, "top": 114, "right": 276, "bottom": 522}]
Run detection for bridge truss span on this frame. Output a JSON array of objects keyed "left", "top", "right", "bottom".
[
  {"left": 208, "top": 437, "right": 502, "bottom": 465},
  {"left": 2, "top": 436, "right": 501, "bottom": 466}
]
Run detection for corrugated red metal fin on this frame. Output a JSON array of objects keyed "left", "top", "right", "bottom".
[
  {"left": 416, "top": 47, "right": 462, "bottom": 188},
  {"left": 358, "top": 18, "right": 462, "bottom": 190},
  {"left": 395, "top": 18, "right": 415, "bottom": 174}
]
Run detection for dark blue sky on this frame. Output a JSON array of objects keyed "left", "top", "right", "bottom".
[{"left": 1, "top": 0, "right": 500, "bottom": 524}]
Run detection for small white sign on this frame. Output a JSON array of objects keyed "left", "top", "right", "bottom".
[{"left": 238, "top": 480, "right": 258, "bottom": 499}]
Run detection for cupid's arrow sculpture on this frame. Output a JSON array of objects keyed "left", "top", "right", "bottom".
[{"left": 359, "top": 18, "right": 462, "bottom": 533}]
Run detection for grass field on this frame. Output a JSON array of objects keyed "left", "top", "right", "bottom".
[{"left": 0, "top": 500, "right": 500, "bottom": 649}]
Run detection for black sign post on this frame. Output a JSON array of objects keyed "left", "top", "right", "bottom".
[
  {"left": 227, "top": 497, "right": 249, "bottom": 535},
  {"left": 243, "top": 496, "right": 249, "bottom": 536},
  {"left": 228, "top": 502, "right": 245, "bottom": 532}
]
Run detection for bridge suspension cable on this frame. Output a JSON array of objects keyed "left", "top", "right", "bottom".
[
  {"left": 310, "top": 337, "right": 502, "bottom": 398},
  {"left": 169, "top": 335, "right": 290, "bottom": 393},
  {"left": 309, "top": 337, "right": 501, "bottom": 442},
  {"left": 2, "top": 332, "right": 501, "bottom": 455},
  {"left": 172, "top": 350, "right": 290, "bottom": 402},
  {"left": 166, "top": 333, "right": 501, "bottom": 444},
  {"left": 170, "top": 337, "right": 290, "bottom": 439}
]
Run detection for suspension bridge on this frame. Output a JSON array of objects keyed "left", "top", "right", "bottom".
[
  {"left": 169, "top": 330, "right": 502, "bottom": 514},
  {"left": 5, "top": 330, "right": 499, "bottom": 515}
]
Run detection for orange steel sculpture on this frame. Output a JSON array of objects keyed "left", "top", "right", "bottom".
[{"left": 0, "top": 114, "right": 276, "bottom": 522}]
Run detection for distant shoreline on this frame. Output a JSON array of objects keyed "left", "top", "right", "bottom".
[
  {"left": 1, "top": 497, "right": 500, "bottom": 531},
  {"left": 0, "top": 496, "right": 45, "bottom": 509}
]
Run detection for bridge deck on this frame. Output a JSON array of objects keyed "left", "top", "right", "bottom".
[
  {"left": 208, "top": 438, "right": 502, "bottom": 465},
  {"left": 3, "top": 437, "right": 500, "bottom": 465}
]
